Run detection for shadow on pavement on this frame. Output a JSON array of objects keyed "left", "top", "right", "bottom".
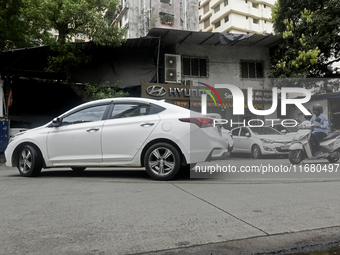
[
  {"left": 230, "top": 152, "right": 289, "bottom": 159},
  {"left": 41, "top": 169, "right": 151, "bottom": 179},
  {"left": 5, "top": 168, "right": 195, "bottom": 181}
]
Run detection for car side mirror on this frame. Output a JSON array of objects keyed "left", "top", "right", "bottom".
[
  {"left": 245, "top": 132, "right": 251, "bottom": 137},
  {"left": 281, "top": 129, "right": 287, "bottom": 134},
  {"left": 52, "top": 117, "right": 61, "bottom": 127}
]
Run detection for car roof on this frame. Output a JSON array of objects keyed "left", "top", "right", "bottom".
[
  {"left": 83, "top": 97, "right": 158, "bottom": 105},
  {"left": 60, "top": 97, "right": 190, "bottom": 117}
]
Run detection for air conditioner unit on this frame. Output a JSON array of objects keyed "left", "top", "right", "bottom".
[{"left": 165, "top": 54, "right": 181, "bottom": 83}]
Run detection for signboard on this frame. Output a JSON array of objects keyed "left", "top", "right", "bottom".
[{"left": 141, "top": 83, "right": 272, "bottom": 103}]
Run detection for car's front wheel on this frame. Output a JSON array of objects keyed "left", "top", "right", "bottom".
[
  {"left": 17, "top": 145, "right": 43, "bottom": 177},
  {"left": 144, "top": 143, "right": 181, "bottom": 180},
  {"left": 251, "top": 145, "right": 262, "bottom": 159}
]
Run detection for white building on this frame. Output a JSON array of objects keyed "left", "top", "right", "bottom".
[{"left": 199, "top": 0, "right": 275, "bottom": 34}]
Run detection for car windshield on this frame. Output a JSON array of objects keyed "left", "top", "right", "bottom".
[
  {"left": 249, "top": 127, "right": 282, "bottom": 135},
  {"left": 286, "top": 126, "right": 299, "bottom": 132}
]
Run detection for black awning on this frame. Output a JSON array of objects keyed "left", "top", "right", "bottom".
[{"left": 146, "top": 28, "right": 284, "bottom": 48}]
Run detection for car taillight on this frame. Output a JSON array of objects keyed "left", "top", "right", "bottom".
[{"left": 179, "top": 118, "right": 213, "bottom": 128}]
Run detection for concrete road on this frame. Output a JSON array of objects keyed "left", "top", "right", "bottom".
[{"left": 0, "top": 157, "right": 340, "bottom": 255}]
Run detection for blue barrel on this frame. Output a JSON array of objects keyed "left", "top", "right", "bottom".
[{"left": 0, "top": 120, "right": 9, "bottom": 152}]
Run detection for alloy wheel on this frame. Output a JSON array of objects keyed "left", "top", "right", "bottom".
[
  {"left": 19, "top": 149, "right": 32, "bottom": 174},
  {"left": 252, "top": 145, "right": 262, "bottom": 159},
  {"left": 148, "top": 147, "right": 175, "bottom": 176}
]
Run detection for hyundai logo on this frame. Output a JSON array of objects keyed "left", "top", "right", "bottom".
[{"left": 146, "top": 85, "right": 166, "bottom": 97}]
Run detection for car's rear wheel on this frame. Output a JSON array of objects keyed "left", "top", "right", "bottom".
[
  {"left": 251, "top": 145, "right": 262, "bottom": 159},
  {"left": 144, "top": 143, "right": 181, "bottom": 180},
  {"left": 17, "top": 145, "right": 43, "bottom": 177}
]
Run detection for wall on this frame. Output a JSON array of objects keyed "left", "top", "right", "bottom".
[
  {"left": 153, "top": 0, "right": 181, "bottom": 29},
  {"left": 199, "top": 0, "right": 274, "bottom": 34},
  {"left": 125, "top": 0, "right": 198, "bottom": 38},
  {"left": 181, "top": 0, "right": 200, "bottom": 31},
  {"left": 174, "top": 42, "right": 276, "bottom": 119},
  {"left": 175, "top": 42, "right": 271, "bottom": 90},
  {"left": 227, "top": 13, "right": 274, "bottom": 34}
]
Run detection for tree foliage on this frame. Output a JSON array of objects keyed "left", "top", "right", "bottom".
[
  {"left": 0, "top": 0, "right": 41, "bottom": 50},
  {"left": 1, "top": 0, "right": 127, "bottom": 100},
  {"left": 84, "top": 80, "right": 129, "bottom": 102},
  {"left": 270, "top": 0, "right": 340, "bottom": 79},
  {"left": 24, "top": 0, "right": 126, "bottom": 72},
  {"left": 1, "top": 0, "right": 125, "bottom": 51},
  {"left": 23, "top": 0, "right": 125, "bottom": 46}
]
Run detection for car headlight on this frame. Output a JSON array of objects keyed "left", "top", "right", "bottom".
[
  {"left": 260, "top": 138, "right": 274, "bottom": 144},
  {"left": 293, "top": 134, "right": 309, "bottom": 142}
]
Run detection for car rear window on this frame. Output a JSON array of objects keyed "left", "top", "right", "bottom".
[{"left": 111, "top": 104, "right": 151, "bottom": 119}]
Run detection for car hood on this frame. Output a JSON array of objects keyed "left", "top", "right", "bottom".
[
  {"left": 12, "top": 124, "right": 49, "bottom": 137},
  {"left": 255, "top": 134, "right": 292, "bottom": 142}
]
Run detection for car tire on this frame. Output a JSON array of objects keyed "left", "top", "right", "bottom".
[
  {"left": 71, "top": 167, "right": 86, "bottom": 173},
  {"left": 251, "top": 145, "right": 262, "bottom": 159},
  {"left": 17, "top": 145, "right": 43, "bottom": 177},
  {"left": 144, "top": 143, "right": 181, "bottom": 180}
]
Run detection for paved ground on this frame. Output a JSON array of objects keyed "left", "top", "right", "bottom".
[{"left": 0, "top": 156, "right": 339, "bottom": 255}]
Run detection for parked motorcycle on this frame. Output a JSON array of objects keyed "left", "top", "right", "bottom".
[{"left": 288, "top": 121, "right": 340, "bottom": 164}]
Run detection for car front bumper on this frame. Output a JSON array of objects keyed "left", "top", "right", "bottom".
[{"left": 261, "top": 143, "right": 291, "bottom": 155}]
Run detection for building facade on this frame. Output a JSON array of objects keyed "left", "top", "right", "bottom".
[
  {"left": 111, "top": 0, "right": 199, "bottom": 38},
  {"left": 143, "top": 29, "right": 284, "bottom": 125},
  {"left": 1, "top": 29, "right": 283, "bottom": 129},
  {"left": 199, "top": 0, "right": 275, "bottom": 34}
]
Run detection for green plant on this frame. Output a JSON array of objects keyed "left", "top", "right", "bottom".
[
  {"left": 84, "top": 80, "right": 129, "bottom": 102},
  {"left": 160, "top": 14, "right": 174, "bottom": 24}
]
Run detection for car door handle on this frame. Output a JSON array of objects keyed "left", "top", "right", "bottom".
[
  {"left": 140, "top": 123, "right": 154, "bottom": 127},
  {"left": 86, "top": 128, "right": 100, "bottom": 132}
]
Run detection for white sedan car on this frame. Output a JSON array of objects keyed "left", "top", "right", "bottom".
[
  {"left": 5, "top": 98, "right": 227, "bottom": 180},
  {"left": 231, "top": 126, "right": 292, "bottom": 159},
  {"left": 221, "top": 128, "right": 234, "bottom": 153},
  {"left": 272, "top": 123, "right": 299, "bottom": 135}
]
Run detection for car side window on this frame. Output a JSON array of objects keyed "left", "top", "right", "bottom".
[
  {"left": 62, "top": 105, "right": 108, "bottom": 126},
  {"left": 240, "top": 128, "right": 249, "bottom": 136},
  {"left": 111, "top": 104, "right": 151, "bottom": 119},
  {"left": 232, "top": 128, "right": 240, "bottom": 136}
]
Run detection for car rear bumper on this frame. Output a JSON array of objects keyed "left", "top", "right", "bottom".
[
  {"left": 178, "top": 127, "right": 228, "bottom": 164},
  {"left": 205, "top": 148, "right": 229, "bottom": 161}
]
